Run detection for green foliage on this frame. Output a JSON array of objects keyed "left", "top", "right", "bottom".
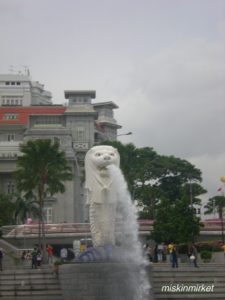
[
  {"left": 54, "top": 260, "right": 62, "bottom": 265},
  {"left": 14, "top": 192, "right": 40, "bottom": 224},
  {"left": 14, "top": 139, "right": 73, "bottom": 254},
  {"left": 204, "top": 196, "right": 225, "bottom": 243},
  {"left": 151, "top": 197, "right": 202, "bottom": 244},
  {"left": 204, "top": 195, "right": 225, "bottom": 218},
  {"left": 200, "top": 250, "right": 212, "bottom": 261},
  {"left": 100, "top": 140, "right": 206, "bottom": 243},
  {"left": 14, "top": 139, "right": 73, "bottom": 197},
  {"left": 0, "top": 193, "right": 15, "bottom": 226}
]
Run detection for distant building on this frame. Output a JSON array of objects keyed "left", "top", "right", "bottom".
[{"left": 0, "top": 74, "right": 121, "bottom": 223}]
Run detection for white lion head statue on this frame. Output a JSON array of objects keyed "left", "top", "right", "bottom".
[{"left": 85, "top": 145, "right": 120, "bottom": 190}]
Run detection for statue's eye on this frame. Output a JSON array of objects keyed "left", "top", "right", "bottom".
[
  {"left": 95, "top": 153, "right": 102, "bottom": 157},
  {"left": 110, "top": 153, "right": 115, "bottom": 156}
]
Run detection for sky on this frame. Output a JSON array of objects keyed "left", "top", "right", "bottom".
[{"left": 0, "top": 0, "right": 225, "bottom": 210}]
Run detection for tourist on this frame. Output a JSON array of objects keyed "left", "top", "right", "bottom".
[
  {"left": 36, "top": 249, "right": 42, "bottom": 268},
  {"left": 21, "top": 250, "right": 27, "bottom": 266},
  {"left": 25, "top": 250, "right": 32, "bottom": 261},
  {"left": 187, "top": 246, "right": 192, "bottom": 265},
  {"left": 153, "top": 244, "right": 158, "bottom": 262},
  {"left": 31, "top": 247, "right": 38, "bottom": 269},
  {"left": 168, "top": 242, "right": 174, "bottom": 262},
  {"left": 143, "top": 244, "right": 153, "bottom": 262},
  {"left": 162, "top": 244, "right": 167, "bottom": 262},
  {"left": 47, "top": 244, "right": 53, "bottom": 264},
  {"left": 190, "top": 244, "right": 198, "bottom": 268},
  {"left": 171, "top": 245, "right": 178, "bottom": 268},
  {"left": 0, "top": 248, "right": 4, "bottom": 271},
  {"left": 60, "top": 247, "right": 68, "bottom": 263}
]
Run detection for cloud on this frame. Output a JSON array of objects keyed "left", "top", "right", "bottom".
[
  {"left": 116, "top": 38, "right": 225, "bottom": 159},
  {"left": 114, "top": 37, "right": 225, "bottom": 197}
]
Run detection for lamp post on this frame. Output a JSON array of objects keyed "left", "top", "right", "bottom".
[
  {"left": 117, "top": 132, "right": 132, "bottom": 137},
  {"left": 219, "top": 176, "right": 225, "bottom": 244}
]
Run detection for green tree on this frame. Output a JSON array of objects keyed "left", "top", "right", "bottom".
[
  {"left": 151, "top": 195, "right": 203, "bottom": 244},
  {"left": 14, "top": 192, "right": 40, "bottom": 224},
  {"left": 100, "top": 141, "right": 206, "bottom": 223},
  {"left": 14, "top": 139, "right": 73, "bottom": 260},
  {"left": 0, "top": 193, "right": 15, "bottom": 227},
  {"left": 204, "top": 195, "right": 225, "bottom": 243}
]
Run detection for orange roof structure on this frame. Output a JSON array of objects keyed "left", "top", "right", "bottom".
[{"left": 0, "top": 106, "right": 66, "bottom": 125}]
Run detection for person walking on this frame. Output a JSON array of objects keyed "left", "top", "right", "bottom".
[{"left": 190, "top": 244, "right": 199, "bottom": 268}]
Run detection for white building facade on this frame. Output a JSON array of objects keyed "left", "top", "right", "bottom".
[{"left": 0, "top": 74, "right": 121, "bottom": 223}]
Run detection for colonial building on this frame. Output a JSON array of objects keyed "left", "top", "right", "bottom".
[{"left": 0, "top": 74, "right": 121, "bottom": 223}]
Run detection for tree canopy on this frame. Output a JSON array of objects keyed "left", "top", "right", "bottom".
[
  {"left": 0, "top": 193, "right": 15, "bottom": 227},
  {"left": 101, "top": 140, "right": 206, "bottom": 243},
  {"left": 14, "top": 139, "right": 73, "bottom": 256}
]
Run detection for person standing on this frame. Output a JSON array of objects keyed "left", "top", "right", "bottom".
[
  {"left": 168, "top": 242, "right": 174, "bottom": 263},
  {"left": 171, "top": 245, "right": 178, "bottom": 268},
  {"left": 31, "top": 247, "right": 38, "bottom": 269},
  {"left": 60, "top": 247, "right": 68, "bottom": 263},
  {"left": 0, "top": 248, "right": 4, "bottom": 271},
  {"left": 153, "top": 244, "right": 158, "bottom": 263},
  {"left": 47, "top": 244, "right": 53, "bottom": 264}
]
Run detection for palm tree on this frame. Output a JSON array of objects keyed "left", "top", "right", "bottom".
[
  {"left": 204, "top": 195, "right": 225, "bottom": 243},
  {"left": 14, "top": 139, "right": 73, "bottom": 261},
  {"left": 14, "top": 192, "right": 40, "bottom": 225}
]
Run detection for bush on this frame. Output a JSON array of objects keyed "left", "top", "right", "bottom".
[
  {"left": 200, "top": 250, "right": 212, "bottom": 261},
  {"left": 54, "top": 260, "right": 62, "bottom": 265},
  {"left": 178, "top": 244, "right": 188, "bottom": 254}
]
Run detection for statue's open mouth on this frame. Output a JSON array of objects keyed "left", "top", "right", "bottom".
[{"left": 99, "top": 163, "right": 111, "bottom": 170}]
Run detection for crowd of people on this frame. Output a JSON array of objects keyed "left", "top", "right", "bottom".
[
  {"left": 20, "top": 244, "right": 54, "bottom": 269},
  {"left": 144, "top": 242, "right": 199, "bottom": 268}
]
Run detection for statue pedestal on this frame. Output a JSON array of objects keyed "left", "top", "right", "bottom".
[{"left": 59, "top": 262, "right": 152, "bottom": 300}]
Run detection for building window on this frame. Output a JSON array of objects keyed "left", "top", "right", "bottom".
[
  {"left": 2, "top": 96, "right": 23, "bottom": 106},
  {"left": 5, "top": 82, "right": 10, "bottom": 85},
  {"left": 7, "top": 134, "right": 15, "bottom": 141},
  {"left": 34, "top": 116, "right": 61, "bottom": 125},
  {"left": 7, "top": 182, "right": 15, "bottom": 194},
  {"left": 77, "top": 126, "right": 85, "bottom": 141},
  {"left": 4, "top": 114, "right": 18, "bottom": 120},
  {"left": 44, "top": 207, "right": 53, "bottom": 223}
]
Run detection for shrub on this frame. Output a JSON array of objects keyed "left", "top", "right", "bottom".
[
  {"left": 200, "top": 250, "right": 212, "bottom": 261},
  {"left": 54, "top": 260, "right": 62, "bottom": 265}
]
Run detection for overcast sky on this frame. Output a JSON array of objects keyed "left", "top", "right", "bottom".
[{"left": 1, "top": 0, "right": 225, "bottom": 205}]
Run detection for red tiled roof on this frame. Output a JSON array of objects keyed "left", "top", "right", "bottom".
[{"left": 0, "top": 106, "right": 66, "bottom": 125}]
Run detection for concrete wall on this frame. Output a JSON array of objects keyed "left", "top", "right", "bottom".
[{"left": 59, "top": 263, "right": 153, "bottom": 300}]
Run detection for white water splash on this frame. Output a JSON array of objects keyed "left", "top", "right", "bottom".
[{"left": 108, "top": 164, "right": 151, "bottom": 300}]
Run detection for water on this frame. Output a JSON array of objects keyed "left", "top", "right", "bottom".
[{"left": 107, "top": 164, "right": 151, "bottom": 300}]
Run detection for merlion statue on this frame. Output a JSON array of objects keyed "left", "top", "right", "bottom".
[{"left": 85, "top": 145, "right": 120, "bottom": 247}]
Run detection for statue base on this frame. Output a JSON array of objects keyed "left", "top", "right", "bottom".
[{"left": 59, "top": 262, "right": 152, "bottom": 300}]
